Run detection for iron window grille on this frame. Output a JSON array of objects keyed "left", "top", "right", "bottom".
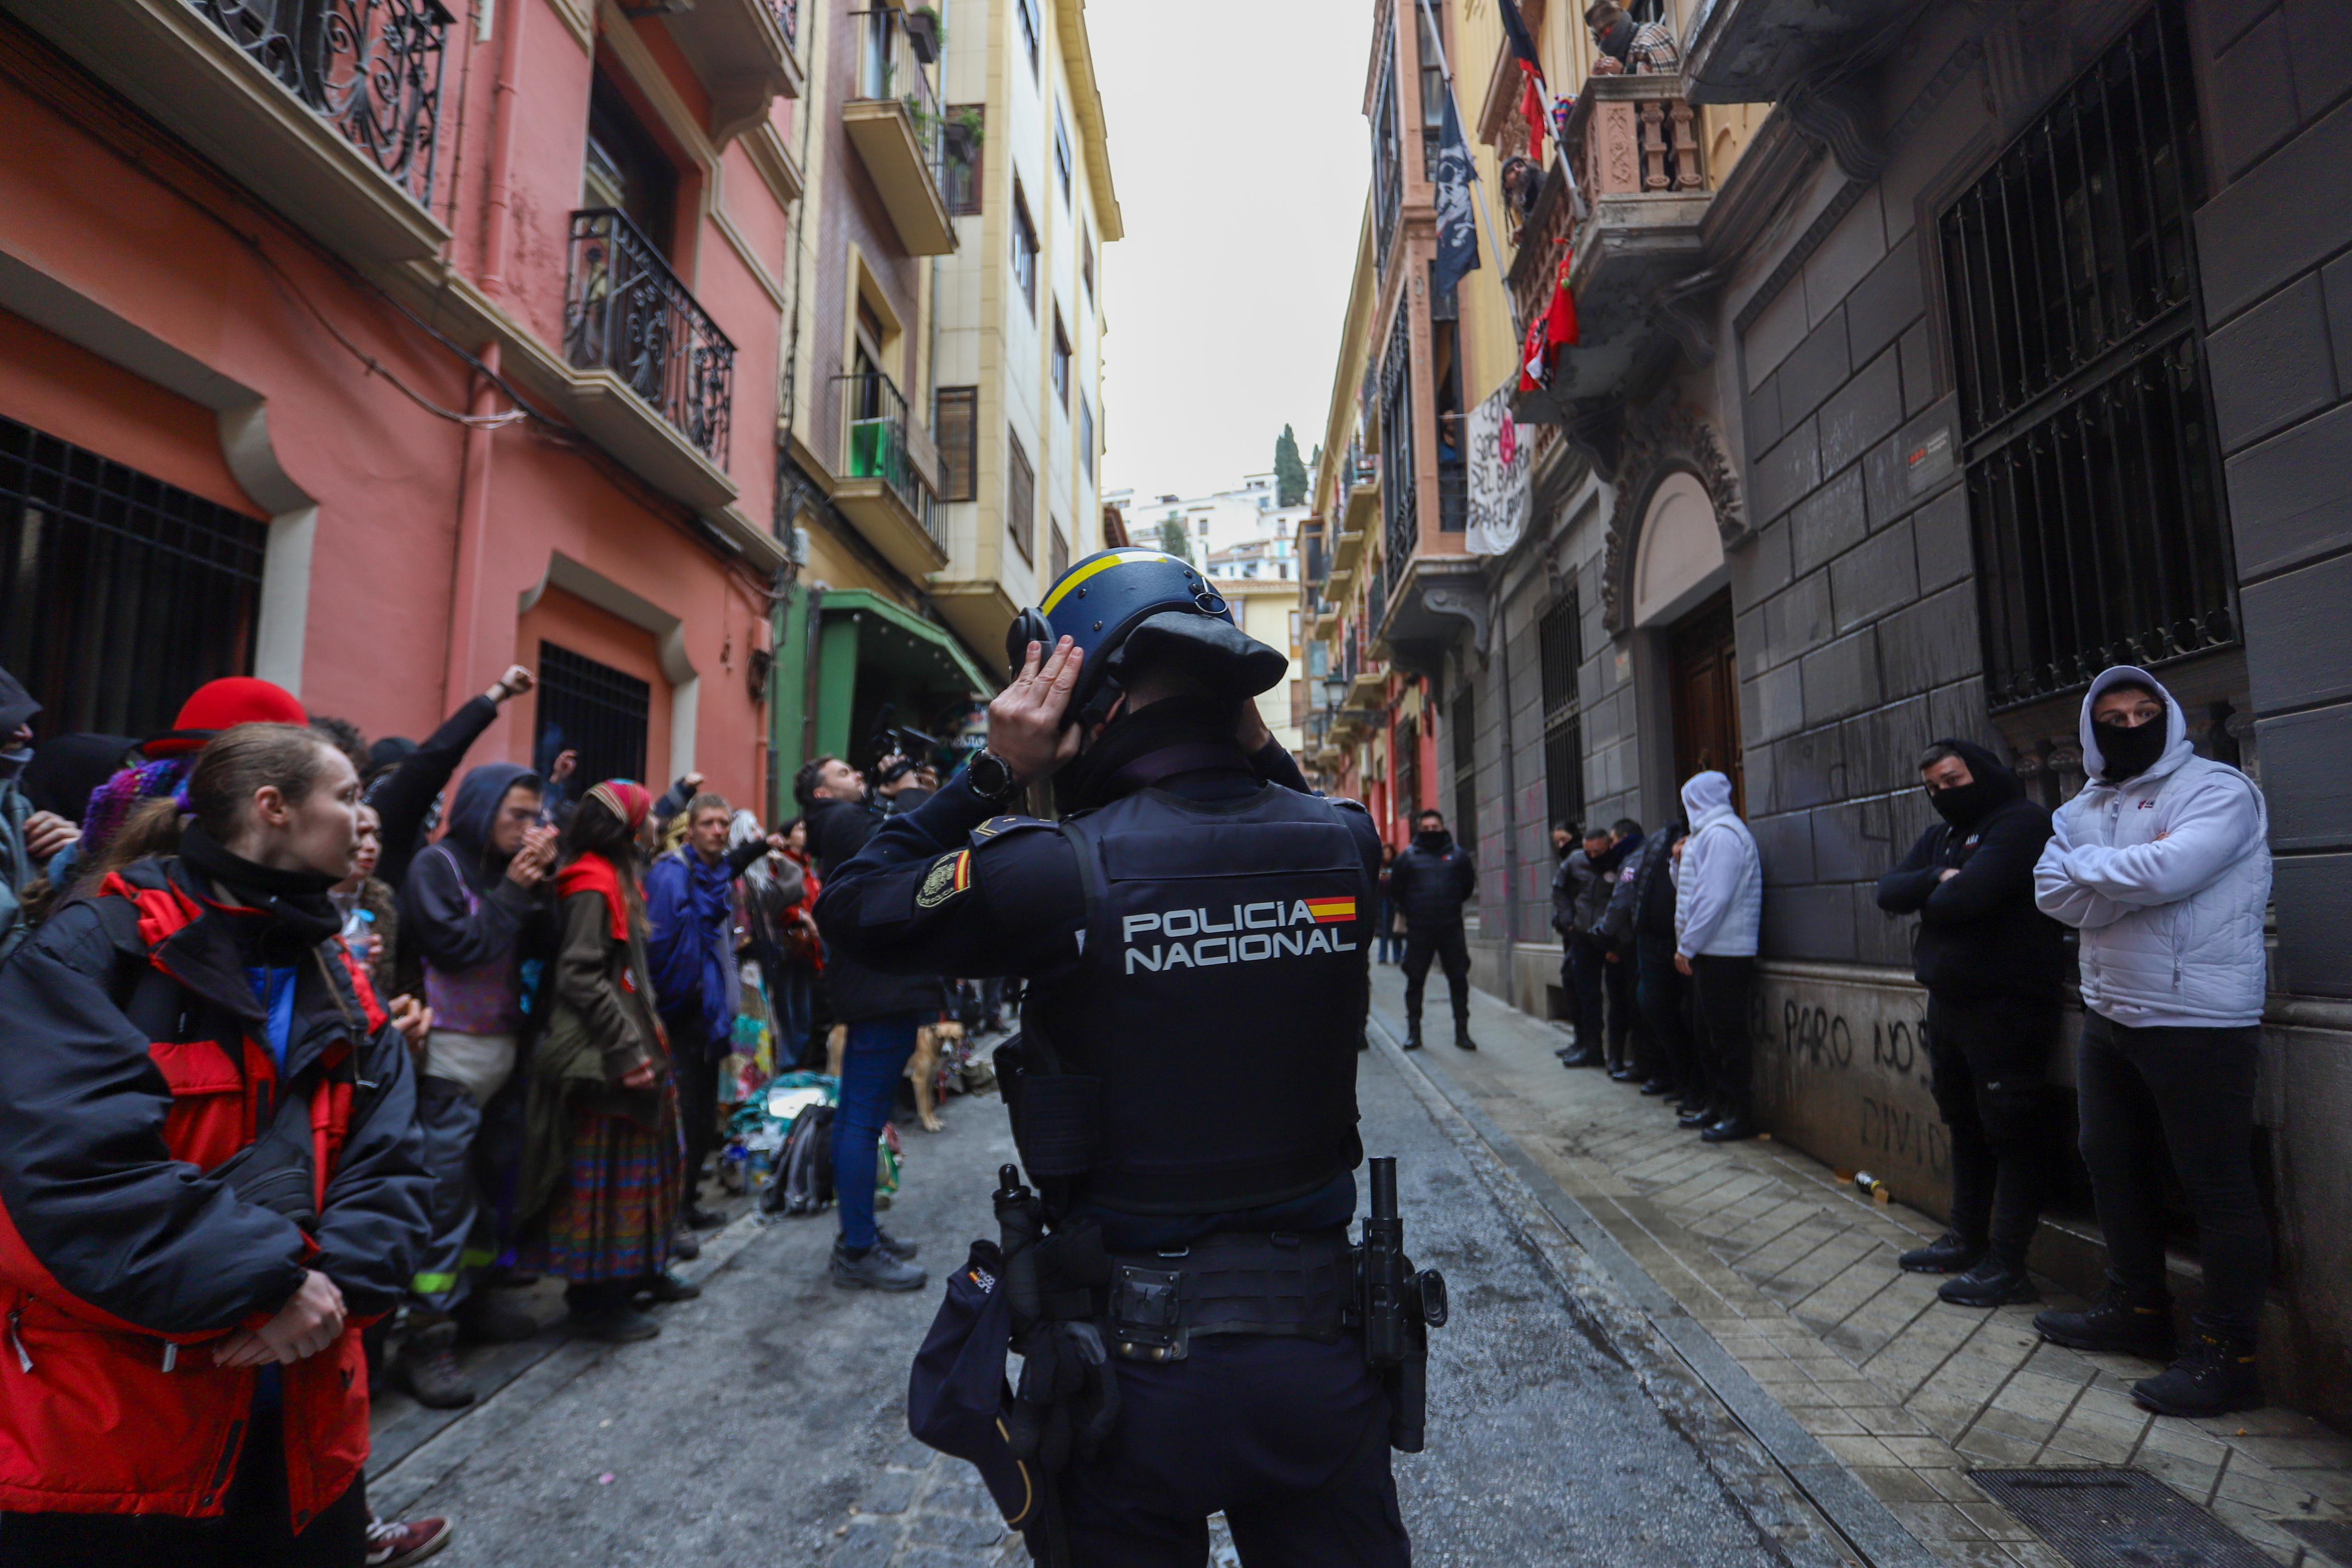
[
  {"left": 0, "top": 416, "right": 268, "bottom": 739},
  {"left": 934, "top": 386, "right": 978, "bottom": 502},
  {"left": 1008, "top": 430, "right": 1036, "bottom": 563},
  {"left": 566, "top": 208, "right": 736, "bottom": 463},
  {"left": 1379, "top": 310, "right": 1418, "bottom": 574},
  {"left": 836, "top": 369, "right": 942, "bottom": 549},
  {"left": 536, "top": 641, "right": 649, "bottom": 795},
  {"left": 193, "top": 0, "right": 452, "bottom": 212},
  {"left": 1539, "top": 589, "right": 1583, "bottom": 831},
  {"left": 1941, "top": 0, "right": 2235, "bottom": 710}
]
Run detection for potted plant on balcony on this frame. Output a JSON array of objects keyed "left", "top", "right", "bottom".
[{"left": 905, "top": 5, "right": 941, "bottom": 63}]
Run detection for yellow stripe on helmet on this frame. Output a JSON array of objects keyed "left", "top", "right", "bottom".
[{"left": 1039, "top": 549, "right": 1186, "bottom": 615}]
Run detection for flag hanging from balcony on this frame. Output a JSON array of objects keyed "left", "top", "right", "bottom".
[
  {"left": 1519, "top": 249, "right": 1579, "bottom": 393},
  {"left": 1431, "top": 92, "right": 1481, "bottom": 303},
  {"left": 1496, "top": 0, "right": 1549, "bottom": 162},
  {"left": 1466, "top": 382, "right": 1531, "bottom": 556}
]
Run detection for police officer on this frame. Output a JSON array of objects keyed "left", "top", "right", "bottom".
[
  {"left": 817, "top": 549, "right": 1407, "bottom": 1567},
  {"left": 1388, "top": 807, "right": 1479, "bottom": 1051}
]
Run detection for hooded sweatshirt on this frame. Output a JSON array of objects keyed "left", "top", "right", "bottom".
[
  {"left": 1876, "top": 739, "right": 2064, "bottom": 998},
  {"left": 398, "top": 761, "right": 548, "bottom": 1034},
  {"left": 1674, "top": 772, "right": 1760, "bottom": 958},
  {"left": 2033, "top": 667, "right": 2271, "bottom": 1028}
]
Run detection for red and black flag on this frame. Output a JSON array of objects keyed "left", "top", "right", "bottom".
[{"left": 1496, "top": 0, "right": 1549, "bottom": 161}]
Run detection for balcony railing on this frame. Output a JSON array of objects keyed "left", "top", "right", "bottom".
[
  {"left": 854, "top": 6, "right": 945, "bottom": 184},
  {"left": 193, "top": 0, "right": 453, "bottom": 210},
  {"left": 835, "top": 369, "right": 944, "bottom": 554},
  {"left": 565, "top": 209, "right": 736, "bottom": 464}
]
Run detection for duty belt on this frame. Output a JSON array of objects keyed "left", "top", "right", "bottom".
[{"left": 1103, "top": 1230, "right": 1351, "bottom": 1363}]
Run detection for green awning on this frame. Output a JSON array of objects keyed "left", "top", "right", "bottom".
[{"left": 819, "top": 589, "right": 995, "bottom": 698}]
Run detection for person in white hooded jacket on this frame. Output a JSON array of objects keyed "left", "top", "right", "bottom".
[
  {"left": 1673, "top": 770, "right": 1762, "bottom": 1142},
  {"left": 2031, "top": 666, "right": 2272, "bottom": 1420}
]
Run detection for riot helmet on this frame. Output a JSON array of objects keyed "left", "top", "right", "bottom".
[{"left": 1006, "top": 548, "right": 1288, "bottom": 727}]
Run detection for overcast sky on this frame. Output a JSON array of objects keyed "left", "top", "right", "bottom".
[{"left": 1090, "top": 0, "right": 1376, "bottom": 505}]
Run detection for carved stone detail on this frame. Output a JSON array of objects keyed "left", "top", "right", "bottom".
[
  {"left": 1420, "top": 581, "right": 1493, "bottom": 660},
  {"left": 1599, "top": 401, "right": 1747, "bottom": 634}
]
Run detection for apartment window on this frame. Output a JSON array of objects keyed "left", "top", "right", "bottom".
[
  {"left": 1539, "top": 590, "right": 1583, "bottom": 832},
  {"left": 1016, "top": 0, "right": 1039, "bottom": 75},
  {"left": 1053, "top": 105, "right": 1073, "bottom": 203},
  {"left": 935, "top": 386, "right": 978, "bottom": 502},
  {"left": 1417, "top": 4, "right": 1446, "bottom": 181},
  {"left": 1450, "top": 681, "right": 1478, "bottom": 854},
  {"left": 1048, "top": 519, "right": 1069, "bottom": 581},
  {"left": 1081, "top": 223, "right": 1094, "bottom": 302},
  {"left": 583, "top": 72, "right": 677, "bottom": 256},
  {"left": 1943, "top": 0, "right": 2234, "bottom": 710},
  {"left": 1078, "top": 393, "right": 1095, "bottom": 482},
  {"left": 1370, "top": 28, "right": 1402, "bottom": 270},
  {"left": 944, "top": 104, "right": 983, "bottom": 216},
  {"left": 0, "top": 416, "right": 268, "bottom": 738},
  {"left": 1007, "top": 430, "right": 1035, "bottom": 562},
  {"left": 1012, "top": 183, "right": 1039, "bottom": 315},
  {"left": 537, "top": 641, "right": 649, "bottom": 793},
  {"left": 1378, "top": 309, "right": 1417, "bottom": 576},
  {"left": 1051, "top": 311, "right": 1072, "bottom": 408}
]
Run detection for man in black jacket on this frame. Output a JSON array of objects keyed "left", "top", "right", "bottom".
[
  {"left": 797, "top": 755, "right": 943, "bottom": 1292},
  {"left": 1876, "top": 740, "right": 2065, "bottom": 1307},
  {"left": 1388, "top": 807, "right": 1478, "bottom": 1051}
]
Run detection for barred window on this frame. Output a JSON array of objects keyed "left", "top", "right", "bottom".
[
  {"left": 0, "top": 415, "right": 267, "bottom": 738},
  {"left": 1539, "top": 588, "right": 1583, "bottom": 832},
  {"left": 537, "top": 642, "right": 648, "bottom": 794},
  {"left": 935, "top": 386, "right": 977, "bottom": 502},
  {"left": 1378, "top": 309, "right": 1416, "bottom": 593},
  {"left": 1942, "top": 0, "right": 2235, "bottom": 710}
]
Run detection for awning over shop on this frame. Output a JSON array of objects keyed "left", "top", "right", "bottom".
[{"left": 810, "top": 588, "right": 997, "bottom": 768}]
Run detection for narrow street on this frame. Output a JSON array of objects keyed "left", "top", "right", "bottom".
[{"left": 363, "top": 1030, "right": 1833, "bottom": 1568}]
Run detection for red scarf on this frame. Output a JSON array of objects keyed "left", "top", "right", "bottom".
[{"left": 557, "top": 851, "right": 633, "bottom": 942}]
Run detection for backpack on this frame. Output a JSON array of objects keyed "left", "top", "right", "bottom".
[{"left": 764, "top": 1102, "right": 837, "bottom": 1216}]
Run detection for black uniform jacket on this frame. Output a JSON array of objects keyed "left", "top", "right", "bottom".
[
  {"left": 1875, "top": 743, "right": 2065, "bottom": 1000},
  {"left": 1386, "top": 833, "right": 1477, "bottom": 931}
]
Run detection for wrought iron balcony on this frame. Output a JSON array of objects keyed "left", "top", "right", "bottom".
[
  {"left": 831, "top": 369, "right": 948, "bottom": 577},
  {"left": 843, "top": 7, "right": 956, "bottom": 255},
  {"left": 565, "top": 209, "right": 737, "bottom": 465},
  {"left": 190, "top": 0, "right": 452, "bottom": 210}
]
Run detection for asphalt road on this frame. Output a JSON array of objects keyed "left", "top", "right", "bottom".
[{"left": 367, "top": 1037, "right": 1798, "bottom": 1567}]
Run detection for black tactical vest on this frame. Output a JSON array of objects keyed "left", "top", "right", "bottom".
[{"left": 1025, "top": 781, "right": 1374, "bottom": 1216}]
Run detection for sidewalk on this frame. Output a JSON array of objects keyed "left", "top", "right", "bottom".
[{"left": 1369, "top": 962, "right": 2352, "bottom": 1568}]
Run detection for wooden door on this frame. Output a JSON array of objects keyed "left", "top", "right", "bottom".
[{"left": 1668, "top": 591, "right": 1744, "bottom": 815}]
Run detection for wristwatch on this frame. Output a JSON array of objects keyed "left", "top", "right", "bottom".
[{"left": 967, "top": 748, "right": 1019, "bottom": 803}]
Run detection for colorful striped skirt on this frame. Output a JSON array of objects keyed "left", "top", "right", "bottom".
[{"left": 523, "top": 1093, "right": 683, "bottom": 1285}]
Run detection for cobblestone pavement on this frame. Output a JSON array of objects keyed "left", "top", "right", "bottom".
[
  {"left": 367, "top": 1021, "right": 1854, "bottom": 1566},
  {"left": 1375, "top": 962, "right": 2352, "bottom": 1568}
]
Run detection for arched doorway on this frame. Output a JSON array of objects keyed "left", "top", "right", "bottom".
[{"left": 1631, "top": 472, "right": 1741, "bottom": 812}]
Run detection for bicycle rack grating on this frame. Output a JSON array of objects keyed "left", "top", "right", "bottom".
[{"left": 1969, "top": 1468, "right": 2273, "bottom": 1568}]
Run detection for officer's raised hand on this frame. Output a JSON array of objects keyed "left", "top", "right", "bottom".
[{"left": 987, "top": 636, "right": 1086, "bottom": 786}]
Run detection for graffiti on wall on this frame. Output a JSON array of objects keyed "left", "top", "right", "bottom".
[{"left": 1751, "top": 974, "right": 1950, "bottom": 1194}]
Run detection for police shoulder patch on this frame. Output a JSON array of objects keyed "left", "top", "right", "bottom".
[
  {"left": 1329, "top": 796, "right": 1372, "bottom": 817},
  {"left": 916, "top": 849, "right": 973, "bottom": 909}
]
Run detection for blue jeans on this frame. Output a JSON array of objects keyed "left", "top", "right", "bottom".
[{"left": 833, "top": 1012, "right": 923, "bottom": 1250}]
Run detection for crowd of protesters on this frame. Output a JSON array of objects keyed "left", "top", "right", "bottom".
[{"left": 0, "top": 659, "right": 990, "bottom": 1566}]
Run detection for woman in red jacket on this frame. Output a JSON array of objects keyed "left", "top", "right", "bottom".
[{"left": 0, "top": 722, "right": 432, "bottom": 1566}]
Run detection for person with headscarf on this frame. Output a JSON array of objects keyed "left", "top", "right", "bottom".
[
  {"left": 2031, "top": 667, "right": 2274, "bottom": 1419},
  {"left": 390, "top": 761, "right": 557, "bottom": 1406},
  {"left": 1877, "top": 739, "right": 2065, "bottom": 1309},
  {"left": 518, "top": 781, "right": 695, "bottom": 1342}
]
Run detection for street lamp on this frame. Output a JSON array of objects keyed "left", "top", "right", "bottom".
[{"left": 1323, "top": 672, "right": 1349, "bottom": 712}]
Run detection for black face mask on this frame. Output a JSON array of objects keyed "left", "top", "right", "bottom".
[
  {"left": 1927, "top": 779, "right": 1996, "bottom": 827},
  {"left": 1416, "top": 829, "right": 1449, "bottom": 852},
  {"left": 2096, "top": 717, "right": 2167, "bottom": 783}
]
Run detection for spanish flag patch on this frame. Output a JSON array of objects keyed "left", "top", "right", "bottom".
[
  {"left": 916, "top": 849, "right": 973, "bottom": 909},
  {"left": 1305, "top": 897, "right": 1357, "bottom": 924}
]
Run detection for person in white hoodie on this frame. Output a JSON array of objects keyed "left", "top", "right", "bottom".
[
  {"left": 1673, "top": 770, "right": 1763, "bottom": 1142},
  {"left": 2032, "top": 666, "right": 2273, "bottom": 1419}
]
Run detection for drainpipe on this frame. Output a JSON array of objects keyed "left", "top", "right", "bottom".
[
  {"left": 479, "top": 0, "right": 526, "bottom": 299},
  {"left": 445, "top": 343, "right": 504, "bottom": 719}
]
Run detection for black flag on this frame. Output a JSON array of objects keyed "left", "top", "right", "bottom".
[{"left": 1431, "top": 91, "right": 1480, "bottom": 304}]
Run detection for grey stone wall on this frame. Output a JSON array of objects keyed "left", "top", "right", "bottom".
[{"left": 2188, "top": 0, "right": 2352, "bottom": 1000}]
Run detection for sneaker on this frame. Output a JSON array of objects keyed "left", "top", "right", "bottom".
[
  {"left": 455, "top": 1293, "right": 541, "bottom": 1344},
  {"left": 641, "top": 1270, "right": 702, "bottom": 1303},
  {"left": 364, "top": 1514, "right": 453, "bottom": 1568},
  {"left": 1899, "top": 1230, "right": 1984, "bottom": 1275},
  {"left": 830, "top": 1241, "right": 927, "bottom": 1292},
  {"left": 390, "top": 1323, "right": 475, "bottom": 1410},
  {"left": 2132, "top": 1332, "right": 2263, "bottom": 1418},
  {"left": 874, "top": 1227, "right": 920, "bottom": 1262},
  {"left": 2034, "top": 1287, "right": 2176, "bottom": 1360},
  {"left": 1938, "top": 1256, "right": 2038, "bottom": 1308},
  {"left": 1699, "top": 1116, "right": 1758, "bottom": 1144},
  {"left": 571, "top": 1306, "right": 662, "bottom": 1342}
]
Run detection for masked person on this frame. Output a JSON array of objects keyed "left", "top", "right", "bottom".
[
  {"left": 1585, "top": 0, "right": 1681, "bottom": 75},
  {"left": 2032, "top": 668, "right": 2273, "bottom": 1418},
  {"left": 392, "top": 762, "right": 557, "bottom": 1405},
  {"left": 818, "top": 549, "right": 1407, "bottom": 1567},
  {"left": 1877, "top": 741, "right": 2065, "bottom": 1308},
  {"left": 1674, "top": 771, "right": 1762, "bottom": 1142},
  {"left": 1389, "top": 807, "right": 1480, "bottom": 1051}
]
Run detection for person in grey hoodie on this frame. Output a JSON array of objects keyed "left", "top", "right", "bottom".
[
  {"left": 1674, "top": 771, "right": 1762, "bottom": 1142},
  {"left": 2031, "top": 667, "right": 2273, "bottom": 1419}
]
